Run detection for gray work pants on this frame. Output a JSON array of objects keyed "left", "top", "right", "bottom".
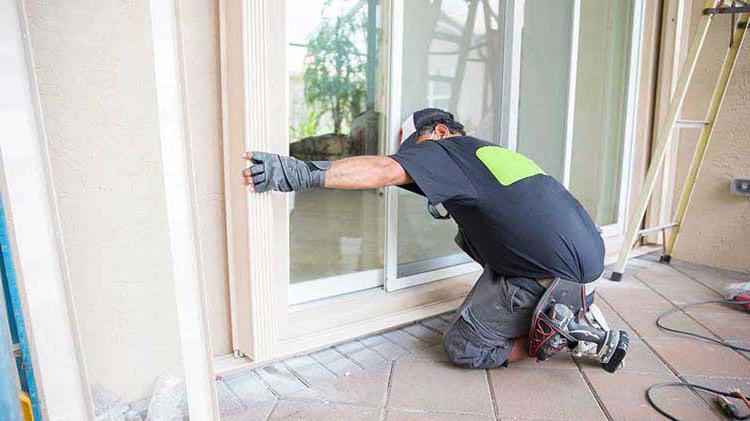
[{"left": 442, "top": 267, "right": 544, "bottom": 369}]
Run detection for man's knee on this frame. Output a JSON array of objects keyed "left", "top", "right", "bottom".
[{"left": 442, "top": 319, "right": 509, "bottom": 369}]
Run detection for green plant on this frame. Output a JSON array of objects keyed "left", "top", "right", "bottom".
[
  {"left": 290, "top": 108, "right": 324, "bottom": 140},
  {"left": 303, "top": 2, "right": 367, "bottom": 135}
]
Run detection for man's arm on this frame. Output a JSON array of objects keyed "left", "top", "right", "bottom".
[
  {"left": 323, "top": 155, "right": 412, "bottom": 189},
  {"left": 242, "top": 151, "right": 412, "bottom": 192}
]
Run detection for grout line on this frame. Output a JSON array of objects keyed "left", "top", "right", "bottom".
[
  {"left": 400, "top": 324, "right": 435, "bottom": 344},
  {"left": 418, "top": 319, "right": 446, "bottom": 335},
  {"left": 332, "top": 344, "right": 366, "bottom": 370},
  {"left": 485, "top": 369, "right": 500, "bottom": 421},
  {"left": 384, "top": 360, "right": 397, "bottom": 410},
  {"left": 573, "top": 359, "right": 613, "bottom": 421},
  {"left": 253, "top": 369, "right": 283, "bottom": 399},
  {"left": 264, "top": 399, "right": 280, "bottom": 421},
  {"left": 281, "top": 361, "right": 313, "bottom": 389},
  {"left": 380, "top": 332, "right": 411, "bottom": 350},
  {"left": 309, "top": 350, "right": 353, "bottom": 377}
]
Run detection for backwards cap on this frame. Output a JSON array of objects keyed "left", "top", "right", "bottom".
[{"left": 399, "top": 108, "right": 456, "bottom": 149}]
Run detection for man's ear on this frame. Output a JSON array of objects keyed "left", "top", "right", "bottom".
[{"left": 434, "top": 123, "right": 451, "bottom": 139}]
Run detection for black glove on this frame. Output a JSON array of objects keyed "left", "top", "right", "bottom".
[{"left": 246, "top": 151, "right": 330, "bottom": 193}]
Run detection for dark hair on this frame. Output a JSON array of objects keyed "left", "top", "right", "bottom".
[{"left": 418, "top": 117, "right": 466, "bottom": 136}]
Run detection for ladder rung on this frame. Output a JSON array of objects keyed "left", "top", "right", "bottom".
[
  {"left": 638, "top": 222, "right": 678, "bottom": 236},
  {"left": 676, "top": 119, "right": 711, "bottom": 128}
]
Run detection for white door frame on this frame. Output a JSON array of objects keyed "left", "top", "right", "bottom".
[{"left": 0, "top": 1, "right": 93, "bottom": 417}]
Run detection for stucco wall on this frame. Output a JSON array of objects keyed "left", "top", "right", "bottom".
[
  {"left": 23, "top": 0, "right": 231, "bottom": 401},
  {"left": 670, "top": 3, "right": 750, "bottom": 272}
]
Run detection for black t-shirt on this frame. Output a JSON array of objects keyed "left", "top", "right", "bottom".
[{"left": 390, "top": 136, "right": 604, "bottom": 284}]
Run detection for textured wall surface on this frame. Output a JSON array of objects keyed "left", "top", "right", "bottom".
[
  {"left": 671, "top": 3, "right": 750, "bottom": 272},
  {"left": 24, "top": 0, "right": 185, "bottom": 401}
]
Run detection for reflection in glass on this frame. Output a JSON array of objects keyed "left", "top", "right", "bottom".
[
  {"left": 516, "top": 0, "right": 575, "bottom": 181},
  {"left": 398, "top": 0, "right": 503, "bottom": 275},
  {"left": 287, "top": 0, "right": 384, "bottom": 283},
  {"left": 569, "top": 0, "right": 633, "bottom": 226}
]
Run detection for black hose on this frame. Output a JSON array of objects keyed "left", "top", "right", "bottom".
[
  {"left": 647, "top": 299, "right": 750, "bottom": 419},
  {"left": 655, "top": 299, "right": 750, "bottom": 352},
  {"left": 647, "top": 382, "right": 750, "bottom": 420}
]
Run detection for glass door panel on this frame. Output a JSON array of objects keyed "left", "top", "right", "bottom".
[
  {"left": 515, "top": 0, "right": 576, "bottom": 182},
  {"left": 569, "top": 0, "right": 633, "bottom": 226},
  {"left": 287, "top": 0, "right": 385, "bottom": 285},
  {"left": 397, "top": 0, "right": 504, "bottom": 277}
]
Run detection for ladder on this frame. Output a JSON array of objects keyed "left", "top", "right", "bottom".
[{"left": 610, "top": 0, "right": 749, "bottom": 281}]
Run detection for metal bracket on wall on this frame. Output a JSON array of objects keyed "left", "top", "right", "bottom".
[{"left": 610, "top": 3, "right": 748, "bottom": 281}]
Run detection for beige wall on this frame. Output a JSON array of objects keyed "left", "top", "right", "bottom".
[
  {"left": 24, "top": 0, "right": 231, "bottom": 401},
  {"left": 670, "top": 2, "right": 750, "bottom": 272}
]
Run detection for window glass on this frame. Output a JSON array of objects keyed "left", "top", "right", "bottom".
[
  {"left": 398, "top": 0, "right": 503, "bottom": 276},
  {"left": 287, "top": 0, "right": 385, "bottom": 283},
  {"left": 516, "top": 0, "right": 575, "bottom": 182},
  {"left": 569, "top": 0, "right": 633, "bottom": 226}
]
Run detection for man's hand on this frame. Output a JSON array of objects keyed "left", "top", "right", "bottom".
[{"left": 242, "top": 151, "right": 329, "bottom": 193}]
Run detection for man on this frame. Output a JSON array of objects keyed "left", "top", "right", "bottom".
[{"left": 242, "top": 108, "right": 605, "bottom": 369}]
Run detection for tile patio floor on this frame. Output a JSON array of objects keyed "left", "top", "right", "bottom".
[{"left": 216, "top": 254, "right": 750, "bottom": 420}]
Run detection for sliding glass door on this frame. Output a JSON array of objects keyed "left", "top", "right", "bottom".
[{"left": 285, "top": 0, "right": 642, "bottom": 303}]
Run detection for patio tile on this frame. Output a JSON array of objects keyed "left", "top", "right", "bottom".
[
  {"left": 269, "top": 400, "right": 382, "bottom": 420},
  {"left": 360, "top": 334, "right": 388, "bottom": 347},
  {"left": 641, "top": 280, "right": 724, "bottom": 306},
  {"left": 310, "top": 347, "right": 363, "bottom": 376},
  {"left": 439, "top": 313, "right": 455, "bottom": 323},
  {"left": 335, "top": 340, "right": 366, "bottom": 355},
  {"left": 670, "top": 260, "right": 749, "bottom": 293},
  {"left": 221, "top": 400, "right": 278, "bottom": 421},
  {"left": 400, "top": 344, "right": 449, "bottom": 362},
  {"left": 619, "top": 308, "right": 714, "bottom": 339},
  {"left": 727, "top": 340, "right": 750, "bottom": 358},
  {"left": 223, "top": 370, "right": 276, "bottom": 402},
  {"left": 585, "top": 371, "right": 718, "bottom": 421},
  {"left": 216, "top": 378, "right": 249, "bottom": 417},
  {"left": 365, "top": 336, "right": 411, "bottom": 360},
  {"left": 598, "top": 288, "right": 674, "bottom": 315},
  {"left": 512, "top": 353, "right": 578, "bottom": 370},
  {"left": 489, "top": 367, "right": 605, "bottom": 420},
  {"left": 256, "top": 364, "right": 308, "bottom": 396},
  {"left": 384, "top": 329, "right": 432, "bottom": 351},
  {"left": 686, "top": 308, "right": 750, "bottom": 341},
  {"left": 284, "top": 355, "right": 337, "bottom": 386},
  {"left": 683, "top": 375, "right": 750, "bottom": 413},
  {"left": 341, "top": 344, "right": 391, "bottom": 369},
  {"left": 420, "top": 317, "right": 448, "bottom": 333},
  {"left": 388, "top": 360, "right": 494, "bottom": 416},
  {"left": 645, "top": 337, "right": 750, "bottom": 377},
  {"left": 286, "top": 364, "right": 391, "bottom": 408},
  {"left": 402, "top": 323, "right": 442, "bottom": 346},
  {"left": 385, "top": 409, "right": 493, "bottom": 420}
]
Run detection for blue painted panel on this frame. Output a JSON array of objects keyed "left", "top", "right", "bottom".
[
  {"left": 0, "top": 199, "right": 42, "bottom": 420},
  {"left": 1, "top": 283, "right": 22, "bottom": 420}
]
